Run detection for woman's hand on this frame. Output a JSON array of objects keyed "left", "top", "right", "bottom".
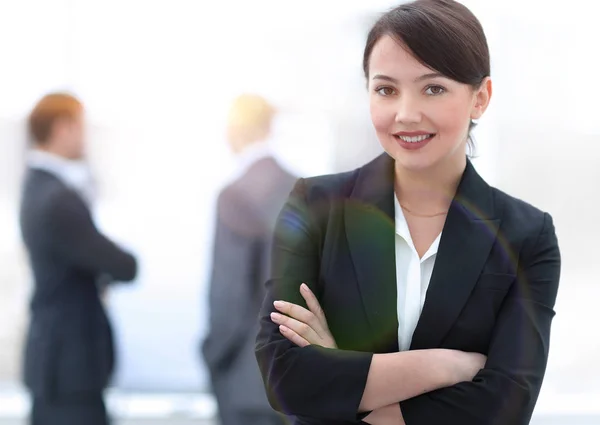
[
  {"left": 363, "top": 404, "right": 405, "bottom": 425},
  {"left": 448, "top": 350, "right": 487, "bottom": 383},
  {"left": 270, "top": 283, "right": 337, "bottom": 349}
]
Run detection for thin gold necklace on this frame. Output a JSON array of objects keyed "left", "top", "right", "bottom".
[{"left": 400, "top": 204, "right": 448, "bottom": 218}]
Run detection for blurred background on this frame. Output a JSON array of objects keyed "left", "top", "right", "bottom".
[{"left": 0, "top": 0, "right": 598, "bottom": 424}]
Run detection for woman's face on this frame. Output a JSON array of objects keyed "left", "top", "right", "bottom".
[{"left": 368, "top": 35, "right": 491, "bottom": 173}]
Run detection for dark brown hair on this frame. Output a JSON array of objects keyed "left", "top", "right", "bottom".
[
  {"left": 363, "top": 0, "right": 490, "bottom": 152},
  {"left": 28, "top": 92, "right": 82, "bottom": 145}
]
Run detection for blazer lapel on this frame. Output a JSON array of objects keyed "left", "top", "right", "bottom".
[
  {"left": 410, "top": 161, "right": 500, "bottom": 350},
  {"left": 344, "top": 154, "right": 399, "bottom": 352}
]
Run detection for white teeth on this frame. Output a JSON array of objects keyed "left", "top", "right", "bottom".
[{"left": 396, "top": 134, "right": 432, "bottom": 143}]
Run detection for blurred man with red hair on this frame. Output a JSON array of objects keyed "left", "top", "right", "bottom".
[{"left": 20, "top": 92, "right": 137, "bottom": 425}]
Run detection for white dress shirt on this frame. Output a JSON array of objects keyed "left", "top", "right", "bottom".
[
  {"left": 26, "top": 150, "right": 96, "bottom": 206},
  {"left": 394, "top": 194, "right": 442, "bottom": 351}
]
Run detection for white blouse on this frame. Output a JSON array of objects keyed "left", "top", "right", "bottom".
[{"left": 394, "top": 194, "right": 442, "bottom": 351}]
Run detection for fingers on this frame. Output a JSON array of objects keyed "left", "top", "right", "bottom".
[
  {"left": 278, "top": 325, "right": 310, "bottom": 347},
  {"left": 272, "top": 283, "right": 329, "bottom": 345},
  {"left": 300, "top": 283, "right": 326, "bottom": 323},
  {"left": 271, "top": 312, "right": 321, "bottom": 345},
  {"left": 273, "top": 300, "right": 316, "bottom": 328}
]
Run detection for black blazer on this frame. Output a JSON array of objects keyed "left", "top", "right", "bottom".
[
  {"left": 202, "top": 156, "right": 297, "bottom": 410},
  {"left": 20, "top": 168, "right": 137, "bottom": 399},
  {"left": 255, "top": 153, "right": 560, "bottom": 425}
]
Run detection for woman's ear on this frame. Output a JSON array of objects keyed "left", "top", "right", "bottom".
[{"left": 471, "top": 77, "right": 492, "bottom": 120}]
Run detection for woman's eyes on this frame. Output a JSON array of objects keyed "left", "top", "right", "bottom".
[
  {"left": 374, "top": 85, "right": 447, "bottom": 97},
  {"left": 375, "top": 86, "right": 395, "bottom": 96},
  {"left": 424, "top": 85, "right": 446, "bottom": 96}
]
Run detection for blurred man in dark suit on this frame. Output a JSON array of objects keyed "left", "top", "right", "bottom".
[
  {"left": 20, "top": 93, "right": 137, "bottom": 425},
  {"left": 202, "top": 94, "right": 296, "bottom": 425}
]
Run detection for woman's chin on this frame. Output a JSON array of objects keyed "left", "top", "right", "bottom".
[
  {"left": 386, "top": 143, "right": 465, "bottom": 175},
  {"left": 391, "top": 152, "right": 438, "bottom": 173}
]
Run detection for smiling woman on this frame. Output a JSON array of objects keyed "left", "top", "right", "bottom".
[{"left": 255, "top": 1, "right": 560, "bottom": 425}]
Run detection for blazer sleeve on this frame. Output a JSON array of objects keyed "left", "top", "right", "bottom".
[
  {"left": 42, "top": 190, "right": 137, "bottom": 282},
  {"left": 255, "top": 178, "right": 373, "bottom": 422},
  {"left": 399, "top": 213, "right": 561, "bottom": 425}
]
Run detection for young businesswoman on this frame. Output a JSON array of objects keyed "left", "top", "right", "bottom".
[{"left": 256, "top": 1, "right": 561, "bottom": 424}]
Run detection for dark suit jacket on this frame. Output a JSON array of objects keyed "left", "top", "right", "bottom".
[
  {"left": 202, "top": 156, "right": 297, "bottom": 411},
  {"left": 255, "top": 153, "right": 561, "bottom": 425},
  {"left": 20, "top": 168, "right": 137, "bottom": 399}
]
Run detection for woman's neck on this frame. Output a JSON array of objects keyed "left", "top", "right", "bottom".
[{"left": 394, "top": 155, "right": 467, "bottom": 214}]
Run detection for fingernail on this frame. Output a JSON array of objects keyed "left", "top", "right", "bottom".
[
  {"left": 274, "top": 301, "right": 285, "bottom": 308},
  {"left": 270, "top": 312, "right": 282, "bottom": 321},
  {"left": 300, "top": 283, "right": 308, "bottom": 292},
  {"left": 279, "top": 325, "right": 288, "bottom": 333}
]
